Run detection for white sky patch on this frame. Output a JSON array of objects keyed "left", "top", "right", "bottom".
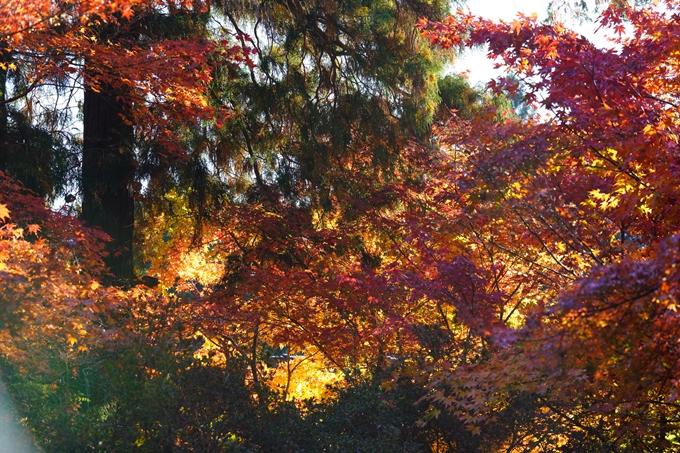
[{"left": 452, "top": 0, "right": 620, "bottom": 86}]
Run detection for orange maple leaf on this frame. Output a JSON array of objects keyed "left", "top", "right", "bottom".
[
  {"left": 120, "top": 7, "right": 134, "bottom": 20},
  {"left": 0, "top": 203, "right": 9, "bottom": 222},
  {"left": 27, "top": 224, "right": 41, "bottom": 235}
]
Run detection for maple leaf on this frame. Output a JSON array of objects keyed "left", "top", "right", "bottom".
[
  {"left": 0, "top": 204, "right": 9, "bottom": 222},
  {"left": 120, "top": 6, "right": 134, "bottom": 20}
]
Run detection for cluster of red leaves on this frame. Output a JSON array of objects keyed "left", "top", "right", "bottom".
[
  {"left": 0, "top": 0, "right": 144, "bottom": 43},
  {"left": 141, "top": 141, "right": 510, "bottom": 378},
  {"left": 3, "top": 0, "right": 253, "bottom": 154},
  {"left": 414, "top": 0, "right": 680, "bottom": 449}
]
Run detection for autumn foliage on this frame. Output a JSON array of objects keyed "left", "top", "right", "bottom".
[
  {"left": 413, "top": 1, "right": 680, "bottom": 450},
  {"left": 3, "top": 0, "right": 680, "bottom": 451},
  {"left": 2, "top": 0, "right": 248, "bottom": 140}
]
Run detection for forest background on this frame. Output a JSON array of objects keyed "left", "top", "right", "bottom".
[{"left": 1, "top": 0, "right": 680, "bottom": 451}]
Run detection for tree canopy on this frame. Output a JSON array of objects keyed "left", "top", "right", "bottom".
[{"left": 2, "top": 0, "right": 680, "bottom": 452}]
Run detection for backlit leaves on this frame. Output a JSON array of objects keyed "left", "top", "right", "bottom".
[{"left": 418, "top": 0, "right": 680, "bottom": 450}]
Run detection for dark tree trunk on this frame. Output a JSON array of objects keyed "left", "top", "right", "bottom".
[{"left": 81, "top": 85, "right": 135, "bottom": 285}]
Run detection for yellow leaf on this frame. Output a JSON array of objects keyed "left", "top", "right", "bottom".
[
  {"left": 0, "top": 204, "right": 9, "bottom": 221},
  {"left": 67, "top": 336, "right": 78, "bottom": 346}
]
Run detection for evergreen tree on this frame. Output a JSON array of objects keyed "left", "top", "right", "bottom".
[{"left": 212, "top": 0, "right": 450, "bottom": 204}]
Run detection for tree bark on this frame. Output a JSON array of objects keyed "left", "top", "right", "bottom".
[{"left": 81, "top": 85, "right": 135, "bottom": 285}]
